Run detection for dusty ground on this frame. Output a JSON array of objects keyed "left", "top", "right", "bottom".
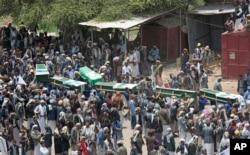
[{"left": 161, "top": 62, "right": 238, "bottom": 94}]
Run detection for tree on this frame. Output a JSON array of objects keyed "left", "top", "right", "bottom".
[{"left": 0, "top": 0, "right": 205, "bottom": 31}]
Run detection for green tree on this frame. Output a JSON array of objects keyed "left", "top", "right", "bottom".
[{"left": 0, "top": 0, "right": 205, "bottom": 30}]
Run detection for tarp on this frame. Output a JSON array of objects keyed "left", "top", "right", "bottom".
[
  {"left": 79, "top": 67, "right": 103, "bottom": 85},
  {"left": 78, "top": 8, "right": 180, "bottom": 30},
  {"left": 188, "top": 4, "right": 234, "bottom": 15}
]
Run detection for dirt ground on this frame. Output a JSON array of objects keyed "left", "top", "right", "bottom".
[{"left": 161, "top": 62, "right": 238, "bottom": 94}]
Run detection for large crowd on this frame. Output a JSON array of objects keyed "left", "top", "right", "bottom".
[{"left": 1, "top": 2, "right": 250, "bottom": 155}]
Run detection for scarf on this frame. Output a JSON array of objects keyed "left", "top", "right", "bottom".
[{"left": 81, "top": 140, "right": 88, "bottom": 155}]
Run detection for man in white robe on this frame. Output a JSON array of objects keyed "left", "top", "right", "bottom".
[
  {"left": 0, "top": 136, "right": 8, "bottom": 155},
  {"left": 134, "top": 49, "right": 140, "bottom": 75},
  {"left": 128, "top": 49, "right": 138, "bottom": 77},
  {"left": 122, "top": 61, "right": 132, "bottom": 76},
  {"left": 35, "top": 100, "right": 47, "bottom": 133}
]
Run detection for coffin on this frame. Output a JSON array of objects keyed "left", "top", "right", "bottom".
[
  {"left": 35, "top": 64, "right": 49, "bottom": 82},
  {"left": 50, "top": 76, "right": 87, "bottom": 92},
  {"left": 95, "top": 82, "right": 138, "bottom": 93},
  {"left": 155, "top": 87, "right": 197, "bottom": 99},
  {"left": 79, "top": 67, "right": 103, "bottom": 85}
]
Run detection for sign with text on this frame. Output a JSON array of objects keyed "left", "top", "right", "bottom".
[{"left": 230, "top": 139, "right": 250, "bottom": 154}]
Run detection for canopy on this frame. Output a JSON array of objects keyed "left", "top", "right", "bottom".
[
  {"left": 78, "top": 8, "right": 180, "bottom": 30},
  {"left": 79, "top": 67, "right": 103, "bottom": 85}
]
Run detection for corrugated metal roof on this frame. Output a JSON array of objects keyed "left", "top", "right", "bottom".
[
  {"left": 188, "top": 4, "right": 234, "bottom": 15},
  {"left": 78, "top": 8, "right": 180, "bottom": 29},
  {"left": 154, "top": 17, "right": 180, "bottom": 28}
]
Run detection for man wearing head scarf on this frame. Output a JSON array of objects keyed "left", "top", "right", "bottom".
[
  {"left": 163, "top": 128, "right": 175, "bottom": 155},
  {"left": 73, "top": 108, "right": 84, "bottom": 126},
  {"left": 218, "top": 131, "right": 230, "bottom": 153},
  {"left": 178, "top": 111, "right": 187, "bottom": 140},
  {"left": 39, "top": 139, "right": 49, "bottom": 155},
  {"left": 145, "top": 129, "right": 159, "bottom": 154},
  {"left": 34, "top": 100, "right": 47, "bottom": 133},
  {"left": 176, "top": 138, "right": 188, "bottom": 155},
  {"left": 188, "top": 136, "right": 198, "bottom": 155},
  {"left": 131, "top": 124, "right": 143, "bottom": 155},
  {"left": 152, "top": 110, "right": 163, "bottom": 146},
  {"left": 202, "top": 118, "right": 215, "bottom": 155},
  {"left": 242, "top": 123, "right": 250, "bottom": 139},
  {"left": 71, "top": 123, "right": 81, "bottom": 151},
  {"left": 43, "top": 125, "right": 52, "bottom": 154},
  {"left": 9, "top": 112, "right": 20, "bottom": 145},
  {"left": 131, "top": 107, "right": 142, "bottom": 129},
  {"left": 26, "top": 99, "right": 35, "bottom": 129},
  {"left": 116, "top": 140, "right": 127, "bottom": 155},
  {"left": 31, "top": 125, "right": 42, "bottom": 155},
  {"left": 47, "top": 99, "right": 57, "bottom": 134},
  {"left": 151, "top": 60, "right": 163, "bottom": 87},
  {"left": 213, "top": 77, "right": 222, "bottom": 91}
]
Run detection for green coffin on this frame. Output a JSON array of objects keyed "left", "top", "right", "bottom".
[
  {"left": 95, "top": 82, "right": 117, "bottom": 92},
  {"left": 155, "top": 87, "right": 197, "bottom": 99},
  {"left": 36, "top": 64, "right": 49, "bottom": 82},
  {"left": 50, "top": 77, "right": 87, "bottom": 92},
  {"left": 94, "top": 82, "right": 138, "bottom": 93},
  {"left": 113, "top": 83, "right": 138, "bottom": 93},
  {"left": 200, "top": 88, "right": 237, "bottom": 103},
  {"left": 79, "top": 67, "right": 103, "bottom": 85}
]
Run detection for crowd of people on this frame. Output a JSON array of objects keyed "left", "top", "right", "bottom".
[
  {"left": 0, "top": 15, "right": 249, "bottom": 155},
  {"left": 224, "top": 0, "right": 250, "bottom": 32}
]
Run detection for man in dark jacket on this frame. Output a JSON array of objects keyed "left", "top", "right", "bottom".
[
  {"left": 43, "top": 125, "right": 52, "bottom": 154},
  {"left": 163, "top": 128, "right": 175, "bottom": 155},
  {"left": 9, "top": 140, "right": 19, "bottom": 155},
  {"left": 202, "top": 118, "right": 215, "bottom": 155},
  {"left": 131, "top": 107, "right": 142, "bottom": 129},
  {"left": 54, "top": 123, "right": 63, "bottom": 155},
  {"left": 47, "top": 99, "right": 57, "bottom": 134}
]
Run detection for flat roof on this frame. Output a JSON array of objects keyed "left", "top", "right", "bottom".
[
  {"left": 79, "top": 8, "right": 179, "bottom": 29},
  {"left": 188, "top": 4, "right": 234, "bottom": 15}
]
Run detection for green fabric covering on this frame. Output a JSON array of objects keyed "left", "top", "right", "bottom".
[
  {"left": 79, "top": 67, "right": 103, "bottom": 85},
  {"left": 50, "top": 77, "right": 86, "bottom": 91}
]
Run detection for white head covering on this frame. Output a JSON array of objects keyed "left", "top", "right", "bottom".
[
  {"left": 134, "top": 124, "right": 141, "bottom": 130},
  {"left": 31, "top": 125, "right": 38, "bottom": 131},
  {"left": 188, "top": 136, "right": 198, "bottom": 144}
]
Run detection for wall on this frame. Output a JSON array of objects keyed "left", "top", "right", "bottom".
[
  {"left": 187, "top": 14, "right": 229, "bottom": 53},
  {"left": 221, "top": 31, "right": 250, "bottom": 79},
  {"left": 141, "top": 25, "right": 187, "bottom": 61}
]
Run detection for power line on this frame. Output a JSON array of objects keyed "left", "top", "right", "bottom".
[{"left": 168, "top": 12, "right": 231, "bottom": 29}]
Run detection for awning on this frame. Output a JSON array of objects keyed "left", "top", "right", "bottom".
[
  {"left": 78, "top": 7, "right": 180, "bottom": 29},
  {"left": 188, "top": 4, "right": 234, "bottom": 15},
  {"left": 79, "top": 67, "right": 103, "bottom": 85}
]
